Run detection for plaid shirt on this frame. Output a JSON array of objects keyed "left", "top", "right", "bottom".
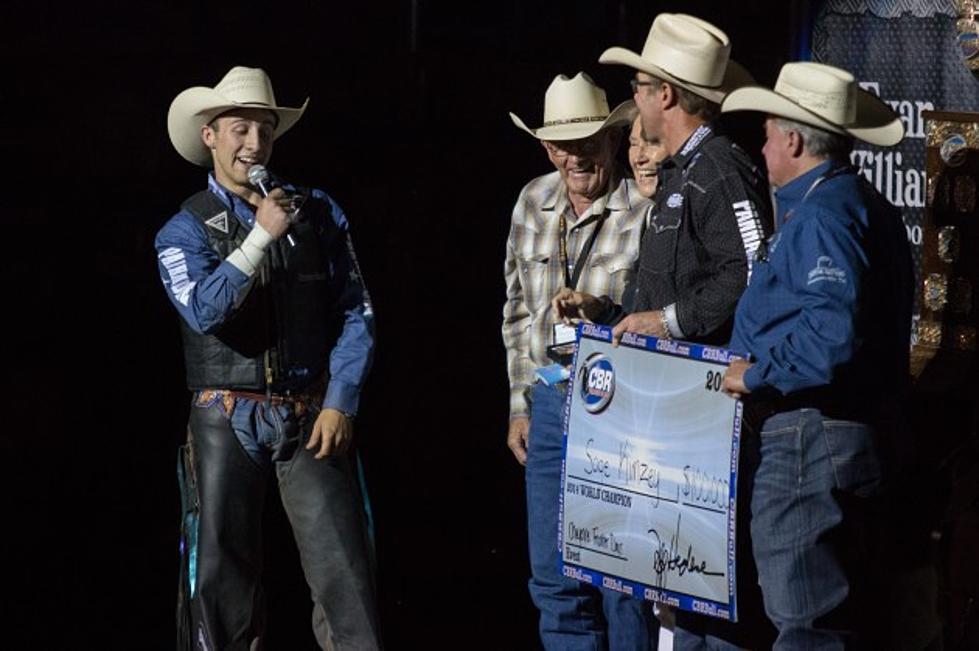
[{"left": 502, "top": 169, "right": 649, "bottom": 418}]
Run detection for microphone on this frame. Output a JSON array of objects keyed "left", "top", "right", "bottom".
[{"left": 248, "top": 164, "right": 295, "bottom": 247}]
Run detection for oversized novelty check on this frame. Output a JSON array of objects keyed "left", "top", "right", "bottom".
[{"left": 559, "top": 323, "right": 744, "bottom": 621}]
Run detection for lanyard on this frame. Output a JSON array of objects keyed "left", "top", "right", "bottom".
[
  {"left": 783, "top": 164, "right": 852, "bottom": 223},
  {"left": 759, "top": 165, "right": 853, "bottom": 263},
  {"left": 558, "top": 208, "right": 610, "bottom": 290}
]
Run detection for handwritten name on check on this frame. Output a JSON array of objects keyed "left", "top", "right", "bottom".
[{"left": 559, "top": 325, "right": 743, "bottom": 621}]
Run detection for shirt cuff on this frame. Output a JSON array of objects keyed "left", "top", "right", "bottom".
[
  {"left": 662, "top": 303, "right": 684, "bottom": 339},
  {"left": 323, "top": 379, "right": 361, "bottom": 416},
  {"left": 226, "top": 223, "right": 274, "bottom": 277},
  {"left": 743, "top": 363, "right": 766, "bottom": 392}
]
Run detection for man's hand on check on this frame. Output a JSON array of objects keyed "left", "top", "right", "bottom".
[
  {"left": 722, "top": 359, "right": 753, "bottom": 399},
  {"left": 610, "top": 310, "right": 668, "bottom": 346}
]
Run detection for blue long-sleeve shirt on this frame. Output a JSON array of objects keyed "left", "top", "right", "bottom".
[
  {"left": 155, "top": 175, "right": 375, "bottom": 414},
  {"left": 730, "top": 161, "right": 912, "bottom": 396}
]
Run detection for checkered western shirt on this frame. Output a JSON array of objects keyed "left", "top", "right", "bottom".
[{"left": 502, "top": 169, "right": 649, "bottom": 419}]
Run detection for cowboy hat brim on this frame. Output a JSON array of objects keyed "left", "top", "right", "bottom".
[
  {"left": 598, "top": 47, "right": 754, "bottom": 104},
  {"left": 509, "top": 100, "right": 634, "bottom": 141},
  {"left": 168, "top": 86, "right": 309, "bottom": 167},
  {"left": 721, "top": 85, "right": 904, "bottom": 146}
]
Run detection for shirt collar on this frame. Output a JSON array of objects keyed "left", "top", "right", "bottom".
[
  {"left": 207, "top": 172, "right": 296, "bottom": 227},
  {"left": 207, "top": 174, "right": 256, "bottom": 226},
  {"left": 542, "top": 166, "right": 630, "bottom": 222},
  {"left": 664, "top": 122, "right": 714, "bottom": 171},
  {"left": 773, "top": 160, "right": 835, "bottom": 225}
]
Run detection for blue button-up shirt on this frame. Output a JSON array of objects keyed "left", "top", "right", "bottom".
[
  {"left": 155, "top": 175, "right": 374, "bottom": 414},
  {"left": 730, "top": 161, "right": 912, "bottom": 396}
]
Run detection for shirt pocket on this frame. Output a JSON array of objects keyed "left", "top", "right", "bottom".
[
  {"left": 587, "top": 252, "right": 636, "bottom": 299},
  {"left": 516, "top": 252, "right": 552, "bottom": 313},
  {"left": 639, "top": 209, "right": 681, "bottom": 275}
]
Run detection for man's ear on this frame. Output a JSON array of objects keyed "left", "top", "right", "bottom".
[
  {"left": 201, "top": 123, "right": 216, "bottom": 150},
  {"left": 788, "top": 130, "right": 806, "bottom": 158},
  {"left": 660, "top": 82, "right": 678, "bottom": 110}
]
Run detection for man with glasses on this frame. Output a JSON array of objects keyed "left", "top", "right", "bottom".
[
  {"left": 551, "top": 14, "right": 776, "bottom": 649},
  {"left": 553, "top": 15, "right": 769, "bottom": 348},
  {"left": 504, "top": 72, "right": 657, "bottom": 649}
]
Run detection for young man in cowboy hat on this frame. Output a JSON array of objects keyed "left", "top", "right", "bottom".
[
  {"left": 503, "top": 72, "right": 658, "bottom": 649},
  {"left": 720, "top": 62, "right": 913, "bottom": 648},
  {"left": 156, "top": 66, "right": 381, "bottom": 650}
]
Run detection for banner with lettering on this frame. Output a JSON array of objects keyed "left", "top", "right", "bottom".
[
  {"left": 811, "top": 0, "right": 979, "bottom": 307},
  {"left": 558, "top": 324, "right": 743, "bottom": 621}
]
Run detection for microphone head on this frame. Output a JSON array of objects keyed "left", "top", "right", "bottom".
[{"left": 247, "top": 164, "right": 269, "bottom": 187}]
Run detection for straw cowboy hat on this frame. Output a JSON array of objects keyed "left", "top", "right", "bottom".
[
  {"left": 168, "top": 66, "right": 309, "bottom": 166},
  {"left": 599, "top": 13, "right": 753, "bottom": 104},
  {"left": 721, "top": 62, "right": 904, "bottom": 146},
  {"left": 509, "top": 72, "right": 632, "bottom": 141}
]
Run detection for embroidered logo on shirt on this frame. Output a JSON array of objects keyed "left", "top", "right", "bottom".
[
  {"left": 159, "top": 246, "right": 196, "bottom": 306},
  {"left": 733, "top": 200, "right": 764, "bottom": 280},
  {"left": 666, "top": 193, "right": 683, "bottom": 209},
  {"left": 204, "top": 211, "right": 229, "bottom": 234},
  {"left": 679, "top": 124, "right": 712, "bottom": 157},
  {"left": 807, "top": 256, "right": 848, "bottom": 285}
]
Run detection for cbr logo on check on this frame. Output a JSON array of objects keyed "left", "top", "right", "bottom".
[{"left": 579, "top": 353, "right": 615, "bottom": 414}]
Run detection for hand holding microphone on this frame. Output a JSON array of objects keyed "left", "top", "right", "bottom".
[{"left": 248, "top": 165, "right": 296, "bottom": 246}]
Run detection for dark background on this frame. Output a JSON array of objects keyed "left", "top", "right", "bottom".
[{"left": 7, "top": 1, "right": 807, "bottom": 647}]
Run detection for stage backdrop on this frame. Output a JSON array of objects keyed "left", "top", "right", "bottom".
[{"left": 811, "top": 0, "right": 979, "bottom": 311}]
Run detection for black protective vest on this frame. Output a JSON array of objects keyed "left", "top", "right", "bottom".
[{"left": 178, "top": 190, "right": 342, "bottom": 392}]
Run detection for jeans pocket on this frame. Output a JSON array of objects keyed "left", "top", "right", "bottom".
[
  {"left": 759, "top": 409, "right": 804, "bottom": 437},
  {"left": 821, "top": 419, "right": 881, "bottom": 496}
]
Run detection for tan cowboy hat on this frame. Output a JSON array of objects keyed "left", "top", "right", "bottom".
[
  {"left": 599, "top": 13, "right": 753, "bottom": 104},
  {"left": 167, "top": 66, "right": 309, "bottom": 166},
  {"left": 509, "top": 72, "right": 633, "bottom": 141},
  {"left": 721, "top": 62, "right": 904, "bottom": 146}
]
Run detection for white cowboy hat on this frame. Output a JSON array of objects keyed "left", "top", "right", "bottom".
[
  {"left": 167, "top": 66, "right": 309, "bottom": 166},
  {"left": 599, "top": 13, "right": 753, "bottom": 104},
  {"left": 509, "top": 72, "right": 633, "bottom": 141},
  {"left": 721, "top": 62, "right": 904, "bottom": 146}
]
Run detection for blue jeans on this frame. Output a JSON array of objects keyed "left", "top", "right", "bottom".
[
  {"left": 750, "top": 408, "right": 882, "bottom": 650},
  {"left": 526, "top": 382, "right": 657, "bottom": 651}
]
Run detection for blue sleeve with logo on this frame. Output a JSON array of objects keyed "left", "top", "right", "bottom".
[
  {"left": 743, "top": 209, "right": 866, "bottom": 394},
  {"left": 155, "top": 187, "right": 374, "bottom": 415},
  {"left": 155, "top": 211, "right": 253, "bottom": 335}
]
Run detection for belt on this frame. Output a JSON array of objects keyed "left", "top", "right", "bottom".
[
  {"left": 224, "top": 389, "right": 309, "bottom": 405},
  {"left": 197, "top": 378, "right": 326, "bottom": 410},
  {"left": 742, "top": 385, "right": 865, "bottom": 427}
]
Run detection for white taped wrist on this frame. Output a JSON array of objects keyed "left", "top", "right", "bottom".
[{"left": 227, "top": 223, "right": 274, "bottom": 276}]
